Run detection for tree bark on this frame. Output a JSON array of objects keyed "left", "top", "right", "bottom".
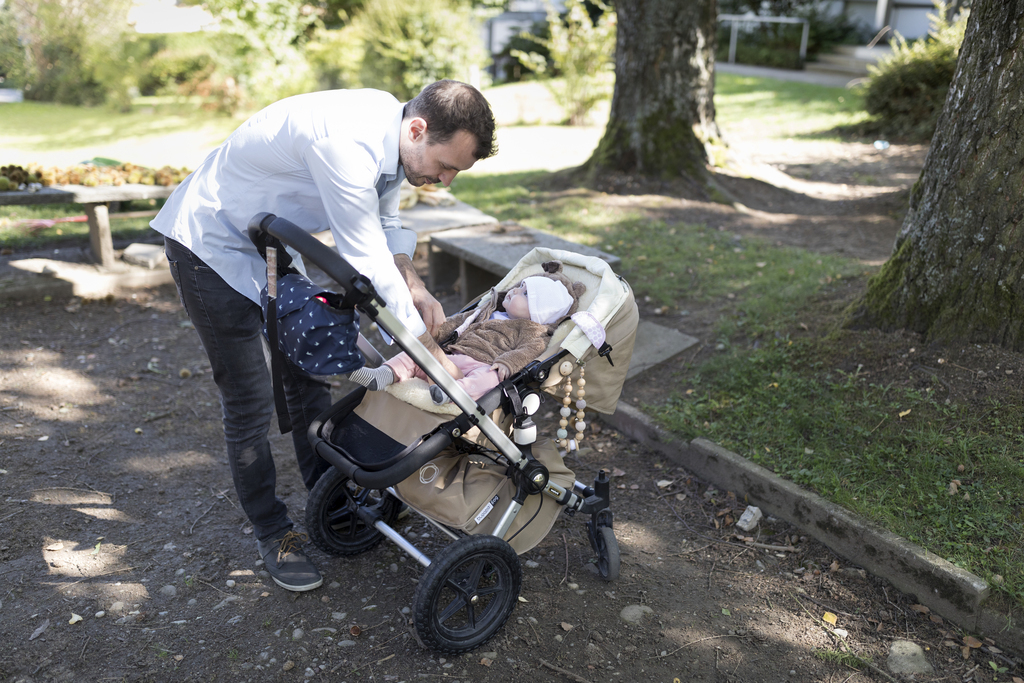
[
  {"left": 847, "top": 0, "right": 1024, "bottom": 350},
  {"left": 586, "top": 0, "right": 719, "bottom": 181}
]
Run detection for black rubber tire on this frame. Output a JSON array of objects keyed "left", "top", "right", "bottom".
[
  {"left": 594, "top": 525, "right": 620, "bottom": 581},
  {"left": 305, "top": 466, "right": 400, "bottom": 556},
  {"left": 413, "top": 535, "right": 522, "bottom": 654}
]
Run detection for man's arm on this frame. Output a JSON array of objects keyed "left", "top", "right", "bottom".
[
  {"left": 393, "top": 253, "right": 463, "bottom": 380},
  {"left": 393, "top": 253, "right": 444, "bottom": 337}
]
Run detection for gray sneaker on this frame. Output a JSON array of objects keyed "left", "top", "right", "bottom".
[{"left": 257, "top": 530, "right": 323, "bottom": 592}]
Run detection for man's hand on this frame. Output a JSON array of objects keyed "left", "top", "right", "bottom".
[
  {"left": 419, "top": 331, "right": 464, "bottom": 380},
  {"left": 394, "top": 254, "right": 444, "bottom": 337}
]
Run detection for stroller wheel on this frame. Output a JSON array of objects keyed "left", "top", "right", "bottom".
[
  {"left": 306, "top": 466, "right": 400, "bottom": 556},
  {"left": 414, "top": 535, "right": 521, "bottom": 654},
  {"left": 591, "top": 524, "right": 620, "bottom": 581}
]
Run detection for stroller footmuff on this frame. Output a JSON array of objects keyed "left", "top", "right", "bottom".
[{"left": 249, "top": 212, "right": 638, "bottom": 654}]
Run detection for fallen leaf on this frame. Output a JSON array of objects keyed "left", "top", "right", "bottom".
[
  {"left": 961, "top": 646, "right": 971, "bottom": 659},
  {"left": 611, "top": 468, "right": 626, "bottom": 477},
  {"left": 721, "top": 608, "right": 731, "bottom": 616},
  {"left": 716, "top": 509, "right": 731, "bottom": 517},
  {"left": 822, "top": 612, "right": 838, "bottom": 626},
  {"left": 44, "top": 543, "right": 64, "bottom": 551},
  {"left": 69, "top": 613, "right": 82, "bottom": 624},
  {"left": 37, "top": 435, "right": 49, "bottom": 442},
  {"left": 942, "top": 640, "right": 957, "bottom": 648},
  {"left": 629, "top": 484, "right": 639, "bottom": 490},
  {"left": 174, "top": 655, "right": 184, "bottom": 662},
  {"left": 518, "top": 596, "right": 528, "bottom": 603},
  {"left": 29, "top": 619, "right": 49, "bottom": 640},
  {"left": 910, "top": 604, "right": 930, "bottom": 614},
  {"left": 560, "top": 622, "right": 574, "bottom": 631},
  {"left": 829, "top": 560, "right": 840, "bottom": 572},
  {"left": 964, "top": 636, "right": 982, "bottom": 649},
  {"left": 656, "top": 479, "right": 673, "bottom": 489},
  {"left": 898, "top": 409, "right": 911, "bottom": 418},
  {"left": 929, "top": 614, "right": 943, "bottom": 624},
  {"left": 479, "top": 657, "right": 493, "bottom": 667},
  {"left": 1012, "top": 677, "right": 1023, "bottom": 683},
  {"left": 92, "top": 541, "right": 102, "bottom": 555},
  {"left": 947, "top": 481, "right": 959, "bottom": 495},
  {"left": 134, "top": 427, "right": 143, "bottom": 435}
]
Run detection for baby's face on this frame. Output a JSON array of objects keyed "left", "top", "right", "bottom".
[{"left": 502, "top": 282, "right": 531, "bottom": 320}]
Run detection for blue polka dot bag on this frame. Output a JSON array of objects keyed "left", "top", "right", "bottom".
[{"left": 259, "top": 273, "right": 364, "bottom": 377}]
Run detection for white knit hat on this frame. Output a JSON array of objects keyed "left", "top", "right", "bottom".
[{"left": 524, "top": 276, "right": 574, "bottom": 325}]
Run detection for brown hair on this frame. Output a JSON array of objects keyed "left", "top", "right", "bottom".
[{"left": 405, "top": 79, "right": 497, "bottom": 160}]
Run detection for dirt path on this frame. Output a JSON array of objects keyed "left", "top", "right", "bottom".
[{"left": 4, "top": 138, "right": 1016, "bottom": 683}]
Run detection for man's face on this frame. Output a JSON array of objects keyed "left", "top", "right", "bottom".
[{"left": 400, "top": 119, "right": 479, "bottom": 188}]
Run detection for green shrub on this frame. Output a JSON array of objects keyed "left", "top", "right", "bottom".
[
  {"left": 511, "top": 0, "right": 615, "bottom": 125},
  {"left": 0, "top": 7, "right": 28, "bottom": 89},
  {"left": 338, "top": 0, "right": 488, "bottom": 101},
  {"left": 862, "top": 2, "right": 968, "bottom": 141}
]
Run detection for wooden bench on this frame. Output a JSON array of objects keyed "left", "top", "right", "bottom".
[
  {"left": 0, "top": 184, "right": 176, "bottom": 268},
  {"left": 429, "top": 222, "right": 621, "bottom": 303}
]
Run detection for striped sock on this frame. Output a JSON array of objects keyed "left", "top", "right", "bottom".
[{"left": 348, "top": 365, "right": 394, "bottom": 391}]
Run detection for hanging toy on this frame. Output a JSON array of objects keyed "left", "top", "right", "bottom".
[{"left": 557, "top": 363, "right": 586, "bottom": 452}]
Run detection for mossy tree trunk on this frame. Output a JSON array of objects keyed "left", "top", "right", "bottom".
[
  {"left": 847, "top": 0, "right": 1024, "bottom": 350},
  {"left": 585, "top": 0, "right": 719, "bottom": 181}
]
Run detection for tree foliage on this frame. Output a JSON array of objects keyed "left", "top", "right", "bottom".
[
  {"left": 862, "top": 2, "right": 969, "bottom": 140},
  {"left": 511, "top": 0, "right": 615, "bottom": 126}
]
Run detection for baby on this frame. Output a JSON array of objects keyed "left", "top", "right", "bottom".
[{"left": 350, "top": 261, "right": 586, "bottom": 404}]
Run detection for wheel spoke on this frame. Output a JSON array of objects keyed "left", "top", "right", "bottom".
[{"left": 436, "top": 595, "right": 468, "bottom": 625}]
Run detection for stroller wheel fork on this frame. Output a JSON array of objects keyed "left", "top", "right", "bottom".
[{"left": 587, "top": 469, "right": 620, "bottom": 581}]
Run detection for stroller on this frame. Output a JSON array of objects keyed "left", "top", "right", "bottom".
[{"left": 248, "top": 213, "right": 639, "bottom": 654}]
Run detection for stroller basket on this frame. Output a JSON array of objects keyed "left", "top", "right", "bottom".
[{"left": 248, "top": 212, "right": 638, "bottom": 655}]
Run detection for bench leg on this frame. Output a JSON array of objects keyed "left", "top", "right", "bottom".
[
  {"left": 428, "top": 245, "right": 461, "bottom": 293},
  {"left": 85, "top": 202, "right": 115, "bottom": 268},
  {"left": 459, "top": 259, "right": 501, "bottom": 306}
]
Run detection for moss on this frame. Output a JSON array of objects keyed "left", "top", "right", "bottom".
[{"left": 843, "top": 238, "right": 912, "bottom": 330}]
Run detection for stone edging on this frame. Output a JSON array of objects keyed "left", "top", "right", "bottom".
[{"left": 600, "top": 403, "right": 1022, "bottom": 654}]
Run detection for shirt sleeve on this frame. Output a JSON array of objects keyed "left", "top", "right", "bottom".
[
  {"left": 379, "top": 180, "right": 418, "bottom": 257},
  {"left": 302, "top": 137, "right": 427, "bottom": 338}
]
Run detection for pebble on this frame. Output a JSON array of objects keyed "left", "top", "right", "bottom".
[
  {"left": 331, "top": 612, "right": 347, "bottom": 621},
  {"left": 187, "top": 599, "right": 197, "bottom": 607},
  {"left": 887, "top": 640, "right": 933, "bottom": 675},
  {"left": 554, "top": 635, "right": 563, "bottom": 642},
  {"left": 292, "top": 628, "right": 304, "bottom": 641},
  {"left": 94, "top": 611, "right": 105, "bottom": 618},
  {"left": 390, "top": 563, "right": 398, "bottom": 573},
  {"left": 401, "top": 607, "right": 410, "bottom": 615},
  {"left": 159, "top": 585, "right": 177, "bottom": 598},
  {"left": 338, "top": 640, "right": 357, "bottom": 647},
  {"left": 619, "top": 605, "right": 654, "bottom": 624},
  {"left": 312, "top": 627, "right": 337, "bottom": 634},
  {"left": 110, "top": 601, "right": 124, "bottom": 612},
  {"left": 480, "top": 651, "right": 498, "bottom": 659},
  {"left": 175, "top": 568, "right": 185, "bottom": 577},
  {"left": 226, "top": 580, "right": 236, "bottom": 588},
  {"left": 524, "top": 560, "right": 539, "bottom": 569},
  {"left": 214, "top": 596, "right": 239, "bottom": 610},
  {"left": 304, "top": 668, "right": 315, "bottom": 677},
  {"left": 227, "top": 615, "right": 243, "bottom": 625},
  {"left": 567, "top": 582, "right": 578, "bottom": 590},
  {"left": 282, "top": 661, "right": 295, "bottom": 671},
  {"left": 329, "top": 581, "right": 341, "bottom": 589}
]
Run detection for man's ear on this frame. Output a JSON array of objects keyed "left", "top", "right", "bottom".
[{"left": 407, "top": 116, "right": 428, "bottom": 142}]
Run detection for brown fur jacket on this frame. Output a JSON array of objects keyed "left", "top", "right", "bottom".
[{"left": 434, "top": 261, "right": 586, "bottom": 378}]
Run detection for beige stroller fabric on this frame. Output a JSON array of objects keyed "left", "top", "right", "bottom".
[{"left": 355, "top": 248, "right": 637, "bottom": 554}]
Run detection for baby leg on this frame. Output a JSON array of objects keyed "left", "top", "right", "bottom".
[{"left": 429, "top": 355, "right": 500, "bottom": 405}]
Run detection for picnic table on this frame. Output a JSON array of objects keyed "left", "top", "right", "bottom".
[{"left": 0, "top": 184, "right": 176, "bottom": 268}]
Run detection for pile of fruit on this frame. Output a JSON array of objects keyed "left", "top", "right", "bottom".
[{"left": 0, "top": 163, "right": 191, "bottom": 191}]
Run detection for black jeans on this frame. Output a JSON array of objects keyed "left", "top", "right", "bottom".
[{"left": 164, "top": 237, "right": 331, "bottom": 542}]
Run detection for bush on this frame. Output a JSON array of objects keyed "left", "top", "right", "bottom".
[
  {"left": 0, "top": 7, "right": 28, "bottom": 89},
  {"left": 862, "top": 2, "right": 968, "bottom": 141},
  {"left": 327, "top": 0, "right": 488, "bottom": 101},
  {"left": 511, "top": 0, "right": 615, "bottom": 125}
]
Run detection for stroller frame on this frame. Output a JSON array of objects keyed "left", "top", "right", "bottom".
[{"left": 249, "top": 213, "right": 619, "bottom": 654}]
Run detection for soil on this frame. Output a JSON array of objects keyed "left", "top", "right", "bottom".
[{"left": 2, "top": 134, "right": 1021, "bottom": 683}]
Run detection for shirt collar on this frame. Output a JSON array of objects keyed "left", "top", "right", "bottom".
[{"left": 381, "top": 103, "right": 405, "bottom": 179}]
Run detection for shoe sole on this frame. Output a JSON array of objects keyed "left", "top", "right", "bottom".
[{"left": 269, "top": 575, "right": 323, "bottom": 592}]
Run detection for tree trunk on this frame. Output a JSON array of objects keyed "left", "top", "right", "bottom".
[
  {"left": 847, "top": 0, "right": 1024, "bottom": 350},
  {"left": 586, "top": 0, "right": 719, "bottom": 181}
]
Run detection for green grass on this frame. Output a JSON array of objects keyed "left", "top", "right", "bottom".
[
  {"left": 0, "top": 201, "right": 163, "bottom": 249},
  {"left": 648, "top": 339, "right": 1024, "bottom": 607},
  {"left": 715, "top": 72, "right": 872, "bottom": 141}
]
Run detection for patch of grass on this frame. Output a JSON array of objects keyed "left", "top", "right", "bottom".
[
  {"left": 0, "top": 201, "right": 161, "bottom": 250},
  {"left": 455, "top": 173, "right": 862, "bottom": 337},
  {"left": 813, "top": 649, "right": 869, "bottom": 668},
  {"left": 0, "top": 100, "right": 238, "bottom": 161},
  {"left": 649, "top": 338, "right": 1024, "bottom": 608},
  {"left": 715, "top": 72, "right": 872, "bottom": 141}
]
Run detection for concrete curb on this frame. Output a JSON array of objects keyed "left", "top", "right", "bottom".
[{"left": 601, "top": 402, "right": 1023, "bottom": 653}]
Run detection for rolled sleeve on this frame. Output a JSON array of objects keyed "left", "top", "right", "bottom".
[{"left": 302, "top": 138, "right": 426, "bottom": 338}]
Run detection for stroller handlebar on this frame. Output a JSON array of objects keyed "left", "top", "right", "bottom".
[{"left": 247, "top": 212, "right": 377, "bottom": 308}]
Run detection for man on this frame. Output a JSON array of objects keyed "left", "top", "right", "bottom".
[{"left": 151, "top": 80, "right": 497, "bottom": 592}]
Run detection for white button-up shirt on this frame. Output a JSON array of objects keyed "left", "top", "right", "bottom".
[{"left": 151, "top": 88, "right": 425, "bottom": 337}]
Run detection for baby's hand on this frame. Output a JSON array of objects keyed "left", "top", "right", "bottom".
[{"left": 492, "top": 363, "right": 509, "bottom": 381}]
